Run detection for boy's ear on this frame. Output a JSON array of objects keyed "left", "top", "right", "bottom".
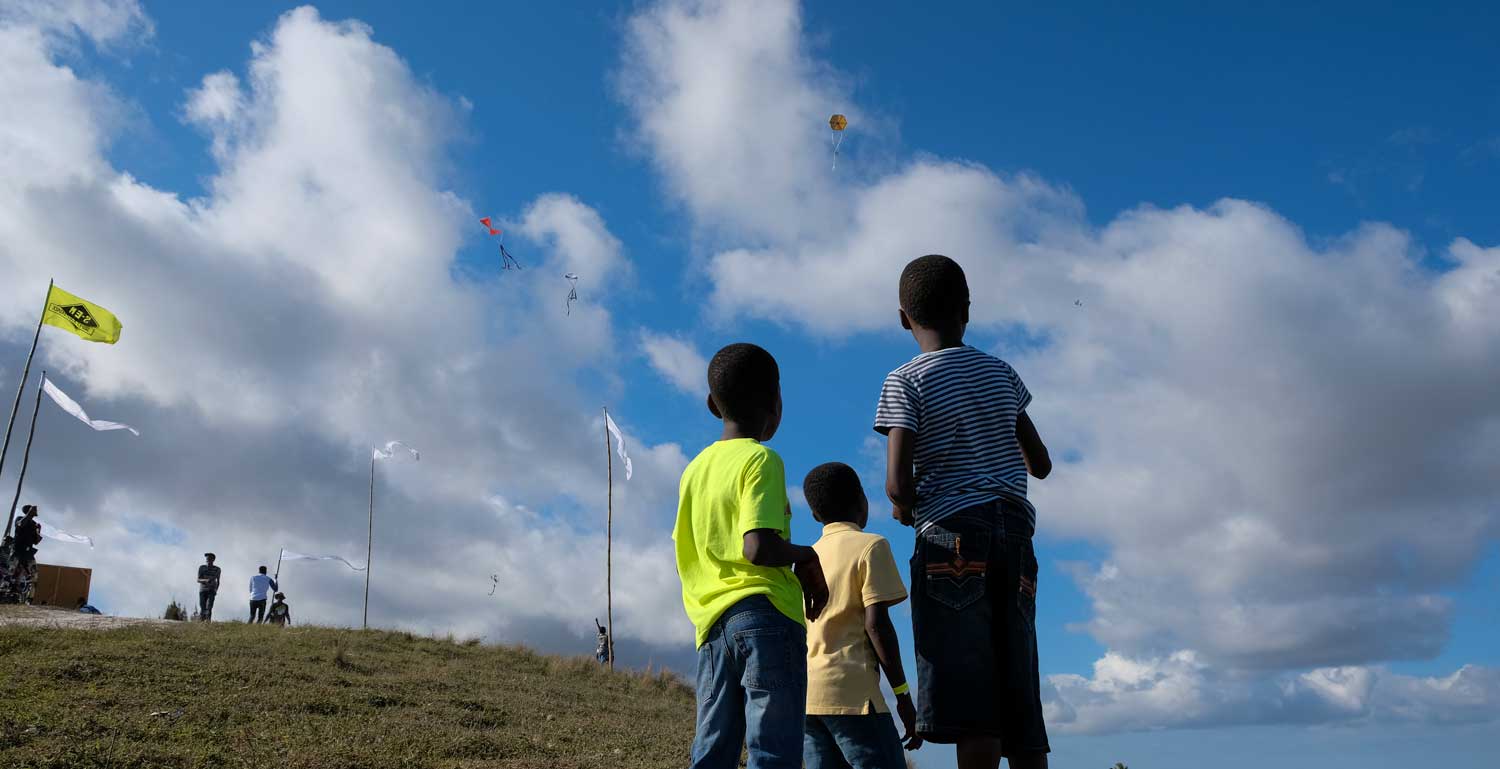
[
  {"left": 705, "top": 394, "right": 722, "bottom": 419},
  {"left": 962, "top": 301, "right": 970, "bottom": 325},
  {"left": 898, "top": 308, "right": 912, "bottom": 331}
]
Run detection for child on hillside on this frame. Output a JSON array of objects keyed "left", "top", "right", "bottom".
[
  {"left": 267, "top": 593, "right": 292, "bottom": 627},
  {"left": 875, "top": 255, "right": 1054, "bottom": 769},
  {"left": 801, "top": 462, "right": 920, "bottom": 769},
  {"left": 674, "top": 342, "right": 829, "bottom": 769}
]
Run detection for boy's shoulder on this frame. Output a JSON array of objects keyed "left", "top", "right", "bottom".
[
  {"left": 814, "top": 525, "right": 891, "bottom": 561},
  {"left": 887, "top": 345, "right": 1014, "bottom": 385},
  {"left": 681, "top": 440, "right": 782, "bottom": 481}
]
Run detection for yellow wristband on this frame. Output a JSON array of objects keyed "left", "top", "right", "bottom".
[{"left": 891, "top": 682, "right": 910, "bottom": 696}]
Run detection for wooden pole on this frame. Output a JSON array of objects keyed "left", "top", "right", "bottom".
[
  {"left": 274, "top": 547, "right": 284, "bottom": 583},
  {"left": 604, "top": 407, "right": 614, "bottom": 670},
  {"left": 5, "top": 371, "right": 46, "bottom": 538},
  {"left": 0, "top": 280, "right": 51, "bottom": 534},
  {"left": 363, "top": 454, "right": 375, "bottom": 630}
]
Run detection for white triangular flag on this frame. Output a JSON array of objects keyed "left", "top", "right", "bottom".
[
  {"left": 605, "top": 412, "right": 633, "bottom": 481},
  {"left": 372, "top": 441, "right": 419, "bottom": 461},
  {"left": 37, "top": 520, "right": 94, "bottom": 548},
  {"left": 42, "top": 377, "right": 139, "bottom": 436},
  {"left": 281, "top": 550, "right": 365, "bottom": 571}
]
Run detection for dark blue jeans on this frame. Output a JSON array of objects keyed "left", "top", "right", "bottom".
[
  {"left": 691, "top": 595, "right": 807, "bottom": 769},
  {"left": 911, "top": 503, "right": 1049, "bottom": 754},
  {"left": 803, "top": 713, "right": 907, "bottom": 769}
]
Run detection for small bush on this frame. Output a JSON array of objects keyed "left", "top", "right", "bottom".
[{"left": 163, "top": 600, "right": 187, "bottom": 621}]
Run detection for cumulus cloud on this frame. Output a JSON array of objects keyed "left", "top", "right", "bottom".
[
  {"left": 616, "top": 0, "right": 1500, "bottom": 727},
  {"left": 640, "top": 331, "right": 706, "bottom": 396},
  {"left": 1044, "top": 652, "right": 1500, "bottom": 734},
  {"left": 0, "top": 2, "right": 693, "bottom": 659},
  {"left": 517, "top": 192, "right": 630, "bottom": 285}
]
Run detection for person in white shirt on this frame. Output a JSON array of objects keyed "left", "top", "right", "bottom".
[{"left": 248, "top": 566, "right": 278, "bottom": 623}]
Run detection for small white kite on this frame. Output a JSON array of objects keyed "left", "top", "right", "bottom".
[{"left": 565, "top": 273, "right": 580, "bottom": 316}]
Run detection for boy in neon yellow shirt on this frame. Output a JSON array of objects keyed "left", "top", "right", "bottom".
[{"left": 675, "top": 342, "right": 829, "bottom": 769}]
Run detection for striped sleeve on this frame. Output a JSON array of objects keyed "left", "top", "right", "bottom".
[
  {"left": 874, "top": 371, "right": 920, "bottom": 435},
  {"left": 1011, "top": 364, "right": 1032, "bottom": 412}
]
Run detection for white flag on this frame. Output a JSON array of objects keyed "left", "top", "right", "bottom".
[
  {"left": 605, "top": 412, "right": 633, "bottom": 481},
  {"left": 42, "top": 377, "right": 139, "bottom": 436},
  {"left": 38, "top": 520, "right": 94, "bottom": 548},
  {"left": 372, "top": 441, "right": 419, "bottom": 461},
  {"left": 281, "top": 550, "right": 366, "bottom": 571}
]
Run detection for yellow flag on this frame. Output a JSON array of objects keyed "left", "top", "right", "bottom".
[{"left": 43, "top": 284, "right": 122, "bottom": 344}]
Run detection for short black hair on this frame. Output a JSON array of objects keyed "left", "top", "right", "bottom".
[
  {"left": 802, "top": 462, "right": 865, "bottom": 523},
  {"left": 707, "top": 343, "right": 780, "bottom": 422},
  {"left": 258, "top": 566, "right": 268, "bottom": 574},
  {"left": 899, "top": 254, "right": 969, "bottom": 329}
]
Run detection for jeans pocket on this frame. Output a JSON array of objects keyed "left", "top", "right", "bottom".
[
  {"left": 1016, "top": 540, "right": 1038, "bottom": 626},
  {"left": 696, "top": 639, "right": 719, "bottom": 707},
  {"left": 736, "top": 626, "right": 797, "bottom": 691},
  {"left": 922, "top": 527, "right": 990, "bottom": 611}
]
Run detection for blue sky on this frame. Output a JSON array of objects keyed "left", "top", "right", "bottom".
[{"left": 3, "top": 1, "right": 1498, "bottom": 767}]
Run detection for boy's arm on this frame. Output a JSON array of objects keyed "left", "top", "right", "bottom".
[
  {"left": 741, "top": 530, "right": 815, "bottom": 568},
  {"left": 884, "top": 427, "right": 917, "bottom": 526},
  {"left": 864, "top": 602, "right": 921, "bottom": 749},
  {"left": 743, "top": 531, "right": 828, "bottom": 620},
  {"left": 1016, "top": 411, "right": 1051, "bottom": 480}
]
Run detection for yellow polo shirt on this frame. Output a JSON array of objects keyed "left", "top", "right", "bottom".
[
  {"left": 806, "top": 522, "right": 908, "bottom": 715},
  {"left": 674, "top": 439, "right": 805, "bottom": 648}
]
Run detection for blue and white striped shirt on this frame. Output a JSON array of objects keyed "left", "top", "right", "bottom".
[{"left": 874, "top": 345, "right": 1036, "bottom": 534}]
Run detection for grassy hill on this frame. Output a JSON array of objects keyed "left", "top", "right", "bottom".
[{"left": 0, "top": 608, "right": 696, "bottom": 768}]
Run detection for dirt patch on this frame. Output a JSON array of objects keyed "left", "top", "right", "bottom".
[{"left": 0, "top": 604, "right": 175, "bottom": 630}]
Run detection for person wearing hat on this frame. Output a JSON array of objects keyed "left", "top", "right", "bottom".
[
  {"left": 266, "top": 592, "right": 291, "bottom": 627},
  {"left": 196, "top": 553, "right": 222, "bottom": 621},
  {"left": 13, "top": 505, "right": 42, "bottom": 570}
]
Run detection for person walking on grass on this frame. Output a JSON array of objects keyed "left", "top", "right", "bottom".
[
  {"left": 876, "top": 255, "right": 1054, "bottom": 769},
  {"left": 801, "top": 462, "right": 920, "bottom": 769},
  {"left": 248, "top": 565, "right": 277, "bottom": 623},
  {"left": 674, "top": 342, "right": 829, "bottom": 769},
  {"left": 196, "top": 553, "right": 221, "bottom": 622},
  {"left": 267, "top": 592, "right": 291, "bottom": 627}
]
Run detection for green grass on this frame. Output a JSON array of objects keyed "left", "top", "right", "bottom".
[{"left": 0, "top": 611, "right": 695, "bottom": 768}]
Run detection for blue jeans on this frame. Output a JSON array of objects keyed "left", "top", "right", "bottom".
[
  {"left": 803, "top": 713, "right": 907, "bottom": 769},
  {"left": 691, "top": 595, "right": 807, "bottom": 769}
]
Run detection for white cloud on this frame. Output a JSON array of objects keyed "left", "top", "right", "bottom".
[
  {"left": 639, "top": 330, "right": 706, "bottom": 396},
  {"left": 616, "top": 0, "right": 1500, "bottom": 717},
  {"left": 517, "top": 192, "right": 629, "bottom": 285},
  {"left": 1044, "top": 651, "right": 1499, "bottom": 734},
  {"left": 0, "top": 2, "right": 694, "bottom": 657}
]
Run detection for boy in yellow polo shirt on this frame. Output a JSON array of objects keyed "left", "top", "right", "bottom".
[
  {"left": 675, "top": 343, "right": 830, "bottom": 769},
  {"left": 802, "top": 462, "right": 919, "bottom": 769}
]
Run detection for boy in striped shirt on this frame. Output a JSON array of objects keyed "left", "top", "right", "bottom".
[{"left": 874, "top": 255, "right": 1054, "bottom": 769}]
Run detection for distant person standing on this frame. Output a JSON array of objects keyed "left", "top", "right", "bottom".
[
  {"left": 248, "top": 565, "right": 277, "bottom": 623},
  {"left": 196, "top": 553, "right": 221, "bottom": 621},
  {"left": 594, "top": 618, "right": 611, "bottom": 665},
  {"left": 13, "top": 506, "right": 42, "bottom": 569},
  {"left": 266, "top": 593, "right": 291, "bottom": 627}
]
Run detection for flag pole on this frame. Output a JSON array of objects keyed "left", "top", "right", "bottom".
[
  {"left": 5, "top": 372, "right": 46, "bottom": 539},
  {"left": 363, "top": 453, "right": 375, "bottom": 630},
  {"left": 0, "top": 280, "right": 52, "bottom": 498},
  {"left": 604, "top": 406, "right": 614, "bottom": 670},
  {"left": 274, "top": 547, "right": 284, "bottom": 583}
]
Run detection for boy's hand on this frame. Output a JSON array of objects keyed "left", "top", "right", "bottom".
[
  {"left": 896, "top": 692, "right": 922, "bottom": 750},
  {"left": 795, "top": 554, "right": 829, "bottom": 621},
  {"left": 1020, "top": 575, "right": 1037, "bottom": 598},
  {"left": 891, "top": 503, "right": 913, "bottom": 527}
]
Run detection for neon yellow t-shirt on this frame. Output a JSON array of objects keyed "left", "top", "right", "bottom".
[{"left": 674, "top": 439, "right": 804, "bottom": 648}]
